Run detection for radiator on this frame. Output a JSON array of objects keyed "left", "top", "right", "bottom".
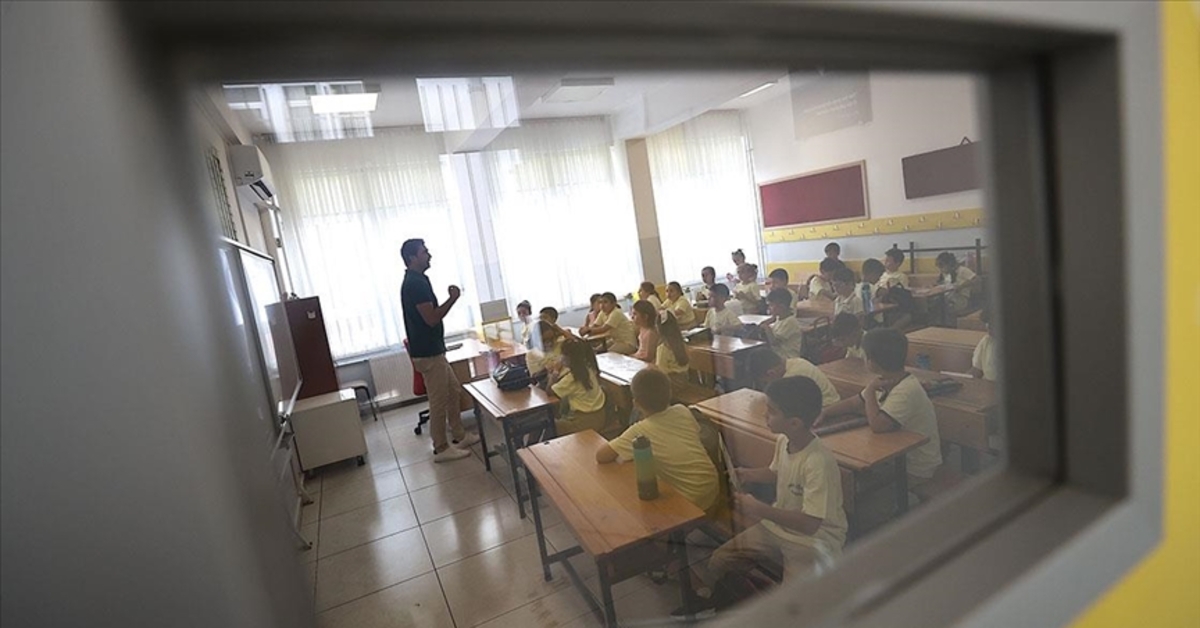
[{"left": 368, "top": 350, "right": 418, "bottom": 405}]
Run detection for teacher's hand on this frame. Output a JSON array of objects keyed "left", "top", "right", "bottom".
[{"left": 448, "top": 285, "right": 461, "bottom": 300}]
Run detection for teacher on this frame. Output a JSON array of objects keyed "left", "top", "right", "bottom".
[{"left": 400, "top": 238, "right": 480, "bottom": 462}]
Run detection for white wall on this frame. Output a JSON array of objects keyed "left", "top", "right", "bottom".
[{"left": 744, "top": 71, "right": 984, "bottom": 220}]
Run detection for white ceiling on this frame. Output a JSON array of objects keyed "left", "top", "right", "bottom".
[{"left": 225, "top": 69, "right": 788, "bottom": 141}]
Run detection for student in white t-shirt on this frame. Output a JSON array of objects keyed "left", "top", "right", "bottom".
[
  {"left": 526, "top": 321, "right": 566, "bottom": 386},
  {"left": 638, "top": 281, "right": 663, "bottom": 309},
  {"left": 831, "top": 267, "right": 864, "bottom": 317},
  {"left": 767, "top": 268, "right": 800, "bottom": 309},
  {"left": 823, "top": 328, "right": 942, "bottom": 486},
  {"left": 935, "top": 252, "right": 981, "bottom": 315},
  {"left": 584, "top": 292, "right": 637, "bottom": 354},
  {"left": 969, "top": 308, "right": 997, "bottom": 381},
  {"left": 732, "top": 263, "right": 764, "bottom": 315},
  {"left": 703, "top": 284, "right": 743, "bottom": 336},
  {"left": 748, "top": 350, "right": 842, "bottom": 407},
  {"left": 662, "top": 281, "right": 697, "bottom": 328},
  {"left": 696, "top": 266, "right": 718, "bottom": 305},
  {"left": 760, "top": 288, "right": 805, "bottom": 361},
  {"left": 515, "top": 300, "right": 533, "bottom": 346},
  {"left": 807, "top": 258, "right": 841, "bottom": 302},
  {"left": 879, "top": 248, "right": 910, "bottom": 290},
  {"left": 582, "top": 293, "right": 604, "bottom": 330},
  {"left": 831, "top": 313, "right": 866, "bottom": 361},
  {"left": 674, "top": 376, "right": 846, "bottom": 616},
  {"left": 725, "top": 248, "right": 748, "bottom": 283}
]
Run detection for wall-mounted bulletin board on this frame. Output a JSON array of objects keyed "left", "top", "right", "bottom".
[{"left": 759, "top": 160, "right": 869, "bottom": 228}]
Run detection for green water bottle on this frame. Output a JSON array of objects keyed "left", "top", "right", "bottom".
[{"left": 632, "top": 435, "right": 659, "bottom": 500}]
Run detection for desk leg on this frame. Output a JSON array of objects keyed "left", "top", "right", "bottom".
[
  {"left": 475, "top": 400, "right": 491, "bottom": 472},
  {"left": 895, "top": 457, "right": 910, "bottom": 516},
  {"left": 503, "top": 420, "right": 526, "bottom": 519},
  {"left": 526, "top": 468, "right": 552, "bottom": 582},
  {"left": 673, "top": 529, "right": 697, "bottom": 621},
  {"left": 546, "top": 406, "right": 558, "bottom": 439},
  {"left": 597, "top": 558, "right": 618, "bottom": 628}
]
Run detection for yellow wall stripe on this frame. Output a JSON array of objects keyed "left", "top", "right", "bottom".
[{"left": 763, "top": 207, "right": 985, "bottom": 244}]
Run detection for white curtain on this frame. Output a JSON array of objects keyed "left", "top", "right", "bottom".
[
  {"left": 646, "top": 110, "right": 762, "bottom": 284},
  {"left": 476, "top": 117, "right": 643, "bottom": 311},
  {"left": 263, "top": 128, "right": 477, "bottom": 359}
]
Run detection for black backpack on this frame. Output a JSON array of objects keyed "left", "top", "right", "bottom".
[{"left": 492, "top": 362, "right": 532, "bottom": 391}]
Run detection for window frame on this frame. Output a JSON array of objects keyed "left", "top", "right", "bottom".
[{"left": 126, "top": 2, "right": 1163, "bottom": 625}]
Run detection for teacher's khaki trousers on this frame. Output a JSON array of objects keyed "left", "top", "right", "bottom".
[{"left": 411, "top": 354, "right": 466, "bottom": 452}]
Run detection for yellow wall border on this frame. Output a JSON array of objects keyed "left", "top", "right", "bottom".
[{"left": 763, "top": 207, "right": 985, "bottom": 244}]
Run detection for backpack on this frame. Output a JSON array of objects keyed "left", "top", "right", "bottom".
[{"left": 491, "top": 362, "right": 532, "bottom": 391}]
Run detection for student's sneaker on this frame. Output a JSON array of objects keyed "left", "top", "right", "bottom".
[
  {"left": 669, "top": 595, "right": 717, "bottom": 620},
  {"left": 453, "top": 432, "right": 481, "bottom": 448},
  {"left": 432, "top": 446, "right": 472, "bottom": 463}
]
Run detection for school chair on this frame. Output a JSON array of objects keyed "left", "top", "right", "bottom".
[{"left": 402, "top": 339, "right": 431, "bottom": 435}]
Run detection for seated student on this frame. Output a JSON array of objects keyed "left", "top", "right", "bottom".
[
  {"left": 861, "top": 258, "right": 886, "bottom": 300},
  {"left": 675, "top": 376, "right": 846, "bottom": 616},
  {"left": 582, "top": 293, "right": 604, "bottom": 330},
  {"left": 767, "top": 268, "right": 800, "bottom": 308},
  {"left": 823, "top": 329, "right": 942, "bottom": 488},
  {"left": 550, "top": 339, "right": 609, "bottom": 435},
  {"left": 725, "top": 248, "right": 748, "bottom": 283},
  {"left": 862, "top": 257, "right": 912, "bottom": 330},
  {"left": 630, "top": 300, "right": 660, "bottom": 362},
  {"left": 748, "top": 349, "right": 841, "bottom": 407},
  {"left": 703, "top": 284, "right": 743, "bottom": 336},
  {"left": 516, "top": 300, "right": 534, "bottom": 346},
  {"left": 538, "top": 306, "right": 559, "bottom": 325},
  {"left": 733, "top": 263, "right": 765, "bottom": 315},
  {"left": 655, "top": 310, "right": 692, "bottom": 389},
  {"left": 831, "top": 267, "right": 864, "bottom": 317},
  {"left": 806, "top": 258, "right": 842, "bottom": 301},
  {"left": 759, "top": 288, "right": 805, "bottom": 361},
  {"left": 527, "top": 321, "right": 566, "bottom": 386},
  {"left": 583, "top": 292, "right": 637, "bottom": 354},
  {"left": 596, "top": 367, "right": 719, "bottom": 513},
  {"left": 638, "top": 281, "right": 663, "bottom": 309},
  {"left": 696, "top": 266, "right": 718, "bottom": 304},
  {"left": 662, "top": 281, "right": 697, "bottom": 328},
  {"left": 969, "top": 307, "right": 996, "bottom": 381},
  {"left": 824, "top": 241, "right": 841, "bottom": 263},
  {"left": 880, "top": 247, "right": 910, "bottom": 290},
  {"left": 935, "top": 252, "right": 981, "bottom": 316},
  {"left": 831, "top": 313, "right": 866, "bottom": 360}
]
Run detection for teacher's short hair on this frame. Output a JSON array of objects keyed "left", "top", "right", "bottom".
[{"left": 400, "top": 239, "right": 425, "bottom": 265}]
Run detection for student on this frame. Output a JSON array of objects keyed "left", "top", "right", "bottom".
[
  {"left": 860, "top": 258, "right": 886, "bottom": 300},
  {"left": 823, "top": 329, "right": 942, "bottom": 487},
  {"left": 675, "top": 376, "right": 846, "bottom": 615},
  {"left": 863, "top": 257, "right": 913, "bottom": 330},
  {"left": 824, "top": 241, "right": 841, "bottom": 262},
  {"left": 538, "top": 306, "right": 559, "bottom": 325},
  {"left": 767, "top": 268, "right": 800, "bottom": 308},
  {"left": 748, "top": 349, "right": 841, "bottom": 408},
  {"left": 831, "top": 266, "right": 864, "bottom": 317},
  {"left": 703, "top": 284, "right": 743, "bottom": 336},
  {"left": 526, "top": 321, "right": 566, "bottom": 385},
  {"left": 583, "top": 293, "right": 604, "bottom": 329},
  {"left": 596, "top": 367, "right": 719, "bottom": 513},
  {"left": 935, "top": 252, "right": 980, "bottom": 315},
  {"left": 662, "top": 281, "right": 697, "bottom": 328},
  {"left": 806, "top": 258, "right": 841, "bottom": 301},
  {"left": 630, "top": 300, "right": 661, "bottom": 362},
  {"left": 733, "top": 263, "right": 764, "bottom": 315},
  {"left": 586, "top": 292, "right": 638, "bottom": 354},
  {"left": 550, "top": 339, "right": 609, "bottom": 435},
  {"left": 759, "top": 288, "right": 805, "bottom": 360},
  {"left": 725, "top": 248, "right": 748, "bottom": 283},
  {"left": 969, "top": 307, "right": 996, "bottom": 381},
  {"left": 880, "top": 247, "right": 910, "bottom": 290},
  {"left": 831, "top": 313, "right": 866, "bottom": 360},
  {"left": 638, "top": 281, "right": 663, "bottom": 309},
  {"left": 655, "top": 310, "right": 692, "bottom": 388},
  {"left": 516, "top": 300, "right": 533, "bottom": 346},
  {"left": 696, "top": 266, "right": 718, "bottom": 304}
]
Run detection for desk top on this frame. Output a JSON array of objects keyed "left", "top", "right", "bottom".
[
  {"left": 446, "top": 338, "right": 527, "bottom": 365},
  {"left": 911, "top": 284, "right": 956, "bottom": 298},
  {"left": 906, "top": 327, "right": 987, "bottom": 350},
  {"left": 464, "top": 378, "right": 557, "bottom": 419},
  {"left": 518, "top": 430, "right": 705, "bottom": 557},
  {"left": 595, "top": 352, "right": 652, "bottom": 386},
  {"left": 794, "top": 299, "right": 836, "bottom": 318},
  {"left": 818, "top": 358, "right": 997, "bottom": 414},
  {"left": 738, "top": 314, "right": 772, "bottom": 326},
  {"left": 691, "top": 389, "right": 927, "bottom": 471},
  {"left": 565, "top": 326, "right": 610, "bottom": 341},
  {"left": 688, "top": 334, "right": 765, "bottom": 356}
]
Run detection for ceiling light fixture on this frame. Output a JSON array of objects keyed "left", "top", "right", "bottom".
[
  {"left": 309, "top": 92, "right": 379, "bottom": 114},
  {"left": 738, "top": 82, "right": 776, "bottom": 98},
  {"left": 542, "top": 77, "right": 615, "bottom": 103}
]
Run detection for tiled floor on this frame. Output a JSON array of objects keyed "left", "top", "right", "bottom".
[{"left": 297, "top": 404, "right": 690, "bottom": 628}]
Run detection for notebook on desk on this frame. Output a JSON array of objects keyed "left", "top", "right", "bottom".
[
  {"left": 813, "top": 414, "right": 869, "bottom": 436},
  {"left": 445, "top": 342, "right": 464, "bottom": 352}
]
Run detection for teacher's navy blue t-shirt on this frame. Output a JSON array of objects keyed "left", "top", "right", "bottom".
[{"left": 401, "top": 269, "right": 446, "bottom": 358}]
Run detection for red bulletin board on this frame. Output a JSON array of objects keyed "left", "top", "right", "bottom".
[{"left": 759, "top": 161, "right": 869, "bottom": 228}]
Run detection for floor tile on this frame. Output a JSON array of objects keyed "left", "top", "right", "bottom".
[
  {"left": 315, "top": 571, "right": 453, "bottom": 628},
  {"left": 409, "top": 471, "right": 510, "bottom": 523},
  {"left": 401, "top": 454, "right": 486, "bottom": 493},
  {"left": 390, "top": 435, "right": 438, "bottom": 467},
  {"left": 438, "top": 535, "right": 574, "bottom": 628},
  {"left": 314, "top": 527, "right": 433, "bottom": 612},
  {"left": 318, "top": 495, "right": 419, "bottom": 558},
  {"left": 321, "top": 469, "right": 407, "bottom": 519},
  {"left": 300, "top": 522, "right": 319, "bottom": 565},
  {"left": 473, "top": 580, "right": 597, "bottom": 628},
  {"left": 422, "top": 496, "right": 538, "bottom": 568},
  {"left": 301, "top": 491, "right": 322, "bottom": 526}
]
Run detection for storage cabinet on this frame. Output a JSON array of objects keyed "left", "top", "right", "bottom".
[{"left": 290, "top": 389, "right": 368, "bottom": 471}]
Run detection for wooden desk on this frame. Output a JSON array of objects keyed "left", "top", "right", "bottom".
[
  {"left": 818, "top": 358, "right": 998, "bottom": 472},
  {"left": 957, "top": 310, "right": 987, "bottom": 331},
  {"left": 464, "top": 378, "right": 558, "bottom": 518},
  {"left": 691, "top": 389, "right": 928, "bottom": 520},
  {"left": 795, "top": 298, "right": 836, "bottom": 319},
  {"left": 595, "top": 352, "right": 651, "bottom": 387},
  {"left": 910, "top": 284, "right": 955, "bottom": 326},
  {"left": 564, "top": 326, "right": 609, "bottom": 352},
  {"left": 685, "top": 335, "right": 767, "bottom": 383},
  {"left": 447, "top": 338, "right": 529, "bottom": 411},
  {"left": 906, "top": 327, "right": 986, "bottom": 373},
  {"left": 738, "top": 314, "right": 772, "bottom": 326},
  {"left": 519, "top": 431, "right": 704, "bottom": 627}
]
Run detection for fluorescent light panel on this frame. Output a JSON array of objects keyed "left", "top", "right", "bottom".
[
  {"left": 738, "top": 82, "right": 776, "bottom": 98},
  {"left": 543, "top": 77, "right": 615, "bottom": 103},
  {"left": 310, "top": 93, "right": 378, "bottom": 114}
]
